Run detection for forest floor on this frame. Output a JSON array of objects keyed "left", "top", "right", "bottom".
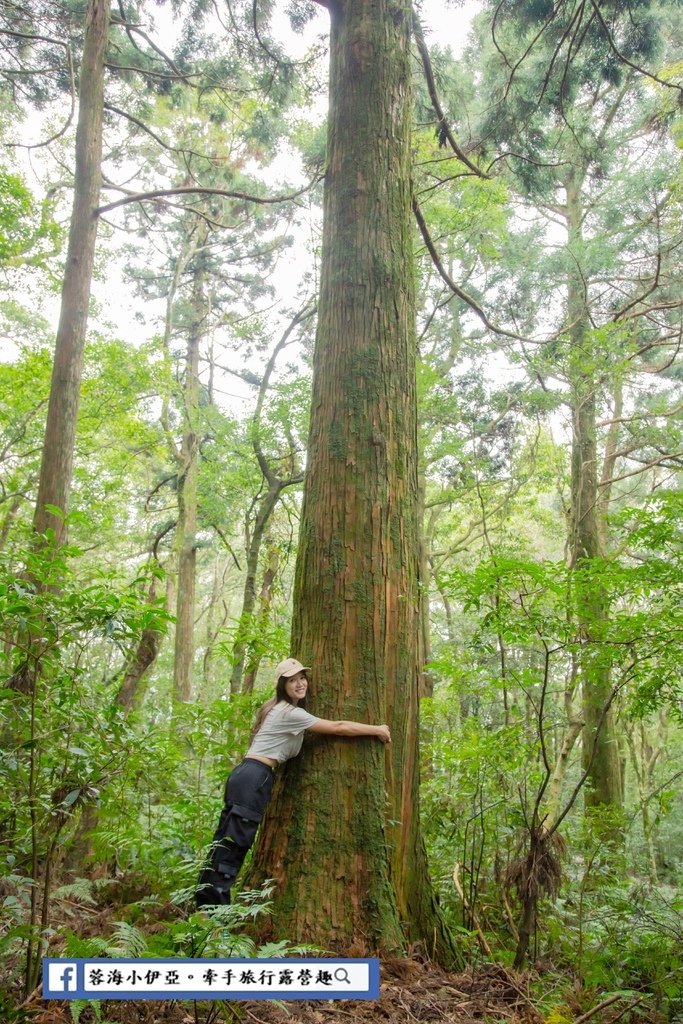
[
  {"left": 10, "top": 881, "right": 668, "bottom": 1024},
  {"left": 23, "top": 956, "right": 647, "bottom": 1024}
]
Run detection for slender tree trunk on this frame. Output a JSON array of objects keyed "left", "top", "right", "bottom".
[
  {"left": 435, "top": 580, "right": 469, "bottom": 720},
  {"left": 229, "top": 312, "right": 307, "bottom": 693},
  {"left": 545, "top": 716, "right": 584, "bottom": 826},
  {"left": 247, "top": 0, "right": 455, "bottom": 963},
  {"left": 229, "top": 483, "right": 282, "bottom": 694},
  {"left": 242, "top": 541, "right": 280, "bottom": 693},
  {"left": 117, "top": 577, "right": 166, "bottom": 711},
  {"left": 418, "top": 468, "right": 434, "bottom": 698},
  {"left": 32, "top": 0, "right": 110, "bottom": 545},
  {"left": 597, "top": 380, "right": 623, "bottom": 551},
  {"left": 173, "top": 258, "right": 205, "bottom": 703},
  {"left": 64, "top": 574, "right": 167, "bottom": 873},
  {"left": 625, "top": 720, "right": 663, "bottom": 882},
  {"left": 566, "top": 167, "right": 623, "bottom": 812},
  {"left": 0, "top": 491, "right": 26, "bottom": 552},
  {"left": 203, "top": 557, "right": 231, "bottom": 691}
]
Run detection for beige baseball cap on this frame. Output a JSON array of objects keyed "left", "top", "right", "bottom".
[{"left": 275, "top": 657, "right": 310, "bottom": 679}]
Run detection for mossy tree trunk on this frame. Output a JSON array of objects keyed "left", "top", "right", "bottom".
[{"left": 247, "top": 0, "right": 456, "bottom": 964}]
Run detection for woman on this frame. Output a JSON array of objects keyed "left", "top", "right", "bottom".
[{"left": 196, "top": 656, "right": 391, "bottom": 907}]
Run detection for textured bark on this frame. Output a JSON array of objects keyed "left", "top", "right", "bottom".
[
  {"left": 418, "top": 468, "right": 434, "bottom": 699},
  {"left": 566, "top": 168, "right": 623, "bottom": 812},
  {"left": 247, "top": 0, "right": 456, "bottom": 963},
  {"left": 32, "top": 0, "right": 110, "bottom": 545}
]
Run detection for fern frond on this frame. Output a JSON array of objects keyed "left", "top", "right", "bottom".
[
  {"left": 52, "top": 878, "right": 98, "bottom": 906},
  {"left": 108, "top": 920, "right": 148, "bottom": 957}
]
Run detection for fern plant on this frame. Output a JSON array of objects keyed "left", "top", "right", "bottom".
[{"left": 60, "top": 883, "right": 316, "bottom": 1024}]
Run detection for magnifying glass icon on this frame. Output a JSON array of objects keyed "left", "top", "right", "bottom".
[{"left": 334, "top": 968, "right": 351, "bottom": 984}]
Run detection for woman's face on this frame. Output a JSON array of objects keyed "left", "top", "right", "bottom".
[{"left": 284, "top": 671, "right": 308, "bottom": 704}]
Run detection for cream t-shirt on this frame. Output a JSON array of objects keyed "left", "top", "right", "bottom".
[{"left": 246, "top": 703, "right": 320, "bottom": 764}]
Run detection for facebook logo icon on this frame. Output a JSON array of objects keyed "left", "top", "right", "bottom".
[{"left": 47, "top": 963, "right": 78, "bottom": 992}]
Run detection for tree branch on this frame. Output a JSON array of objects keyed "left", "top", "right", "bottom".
[
  {"left": 412, "top": 16, "right": 488, "bottom": 178},
  {"left": 0, "top": 29, "right": 75, "bottom": 148},
  {"left": 413, "top": 197, "right": 529, "bottom": 343},
  {"left": 600, "top": 449, "right": 683, "bottom": 487},
  {"left": 252, "top": 304, "right": 316, "bottom": 483},
  {"left": 103, "top": 103, "right": 211, "bottom": 162},
  {"left": 589, "top": 0, "right": 683, "bottom": 95},
  {"left": 112, "top": 2, "right": 195, "bottom": 83},
  {"left": 96, "top": 176, "right": 323, "bottom": 216}
]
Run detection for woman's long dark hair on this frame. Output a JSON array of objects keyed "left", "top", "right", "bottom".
[{"left": 250, "top": 672, "right": 309, "bottom": 739}]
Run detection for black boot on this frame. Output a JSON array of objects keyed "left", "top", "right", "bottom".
[{"left": 195, "top": 864, "right": 234, "bottom": 908}]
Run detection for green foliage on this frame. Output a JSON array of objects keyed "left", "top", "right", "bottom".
[
  {"left": 0, "top": 169, "right": 61, "bottom": 271},
  {"left": 0, "top": 535, "right": 170, "bottom": 988},
  {"left": 162, "top": 883, "right": 315, "bottom": 959},
  {"left": 546, "top": 873, "right": 683, "bottom": 1005},
  {"left": 423, "top": 493, "right": 683, "bottom": 983},
  {"left": 217, "top": 611, "right": 289, "bottom": 672},
  {"left": 56, "top": 884, "right": 314, "bottom": 1022},
  {"left": 89, "top": 691, "right": 262, "bottom": 890}
]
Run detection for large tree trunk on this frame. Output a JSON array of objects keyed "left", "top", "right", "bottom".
[
  {"left": 247, "top": 0, "right": 455, "bottom": 964},
  {"left": 566, "top": 168, "right": 623, "bottom": 812},
  {"left": 32, "top": 0, "right": 110, "bottom": 545}
]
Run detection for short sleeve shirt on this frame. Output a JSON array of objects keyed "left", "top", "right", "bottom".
[{"left": 246, "top": 703, "right": 320, "bottom": 764}]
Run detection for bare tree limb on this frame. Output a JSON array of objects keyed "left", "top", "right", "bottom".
[
  {"left": 413, "top": 197, "right": 530, "bottom": 343},
  {"left": 96, "top": 176, "right": 323, "bottom": 216}
]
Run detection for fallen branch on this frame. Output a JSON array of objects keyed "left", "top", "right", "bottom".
[{"left": 574, "top": 993, "right": 644, "bottom": 1024}]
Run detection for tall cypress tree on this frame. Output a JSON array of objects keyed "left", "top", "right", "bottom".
[{"left": 246, "top": 0, "right": 456, "bottom": 962}]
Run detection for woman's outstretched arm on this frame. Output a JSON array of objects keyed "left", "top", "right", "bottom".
[{"left": 308, "top": 719, "right": 391, "bottom": 743}]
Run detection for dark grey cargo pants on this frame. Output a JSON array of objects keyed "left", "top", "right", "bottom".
[{"left": 196, "top": 758, "right": 274, "bottom": 908}]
